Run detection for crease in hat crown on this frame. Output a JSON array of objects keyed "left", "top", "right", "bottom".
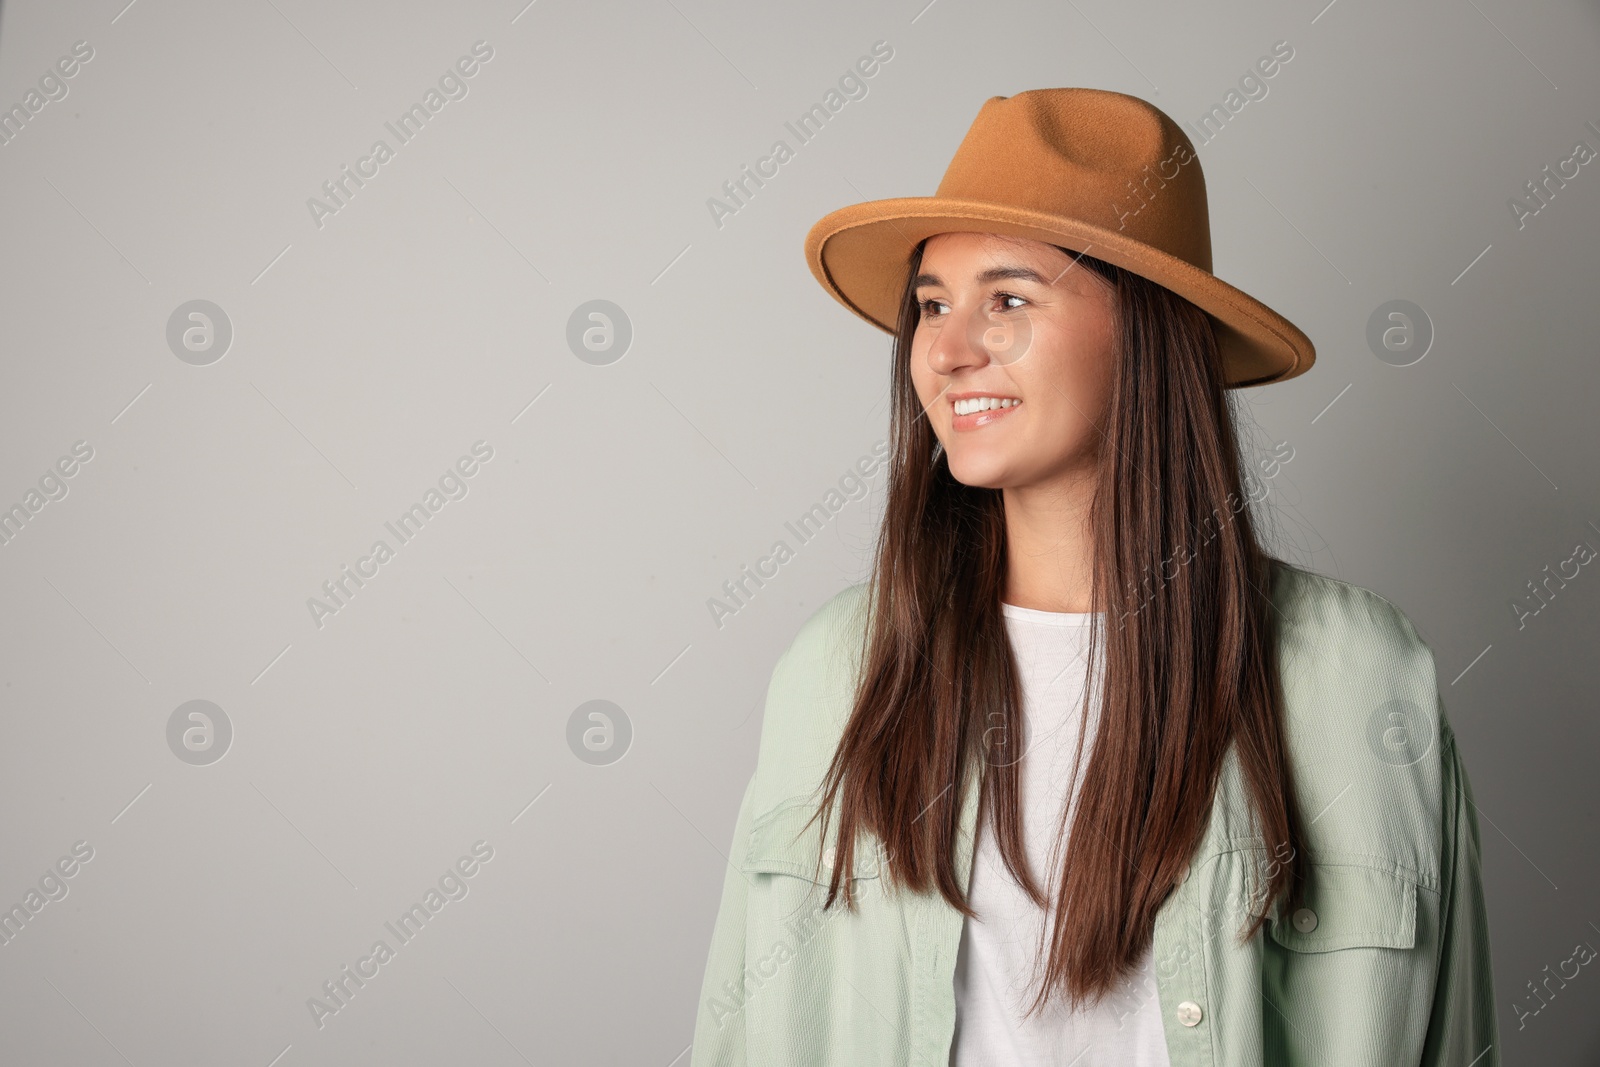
[{"left": 803, "top": 87, "right": 1315, "bottom": 388}]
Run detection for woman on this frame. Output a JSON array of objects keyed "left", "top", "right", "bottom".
[{"left": 690, "top": 88, "right": 1497, "bottom": 1066}]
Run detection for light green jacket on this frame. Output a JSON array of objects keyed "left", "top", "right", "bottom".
[{"left": 690, "top": 561, "right": 1498, "bottom": 1066}]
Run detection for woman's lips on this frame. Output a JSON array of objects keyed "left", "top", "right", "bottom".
[{"left": 951, "top": 401, "right": 1021, "bottom": 432}]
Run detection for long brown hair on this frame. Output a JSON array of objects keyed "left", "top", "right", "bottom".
[{"left": 809, "top": 237, "right": 1307, "bottom": 1013}]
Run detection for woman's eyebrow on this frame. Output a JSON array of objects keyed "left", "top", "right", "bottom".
[{"left": 912, "top": 265, "right": 1051, "bottom": 289}]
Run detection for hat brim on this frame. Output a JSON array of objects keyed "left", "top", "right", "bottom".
[{"left": 804, "top": 197, "right": 1314, "bottom": 388}]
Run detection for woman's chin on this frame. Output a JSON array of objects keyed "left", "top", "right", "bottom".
[{"left": 944, "top": 454, "right": 1014, "bottom": 490}]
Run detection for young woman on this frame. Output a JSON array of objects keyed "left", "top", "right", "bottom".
[{"left": 690, "top": 88, "right": 1497, "bottom": 1067}]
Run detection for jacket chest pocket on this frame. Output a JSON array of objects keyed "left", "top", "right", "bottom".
[
  {"left": 741, "top": 800, "right": 883, "bottom": 886},
  {"left": 1267, "top": 860, "right": 1418, "bottom": 952}
]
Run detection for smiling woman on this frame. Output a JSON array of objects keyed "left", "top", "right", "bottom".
[{"left": 690, "top": 88, "right": 1497, "bottom": 1067}]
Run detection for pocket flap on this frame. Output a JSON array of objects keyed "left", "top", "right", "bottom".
[
  {"left": 1268, "top": 862, "right": 1417, "bottom": 952},
  {"left": 742, "top": 800, "right": 881, "bottom": 883}
]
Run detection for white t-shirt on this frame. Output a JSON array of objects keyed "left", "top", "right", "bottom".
[{"left": 950, "top": 602, "right": 1171, "bottom": 1067}]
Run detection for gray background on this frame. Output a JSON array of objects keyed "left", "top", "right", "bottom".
[{"left": 0, "top": 0, "right": 1595, "bottom": 1063}]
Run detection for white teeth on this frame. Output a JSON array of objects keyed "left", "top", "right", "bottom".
[{"left": 953, "top": 397, "right": 1019, "bottom": 416}]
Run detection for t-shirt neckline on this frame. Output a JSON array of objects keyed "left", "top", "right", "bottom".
[{"left": 1000, "top": 601, "right": 1099, "bottom": 626}]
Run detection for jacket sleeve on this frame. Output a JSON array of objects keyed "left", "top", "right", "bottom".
[
  {"left": 1418, "top": 716, "right": 1499, "bottom": 1066},
  {"left": 688, "top": 771, "right": 758, "bottom": 1067}
]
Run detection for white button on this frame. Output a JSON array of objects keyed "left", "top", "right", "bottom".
[
  {"left": 822, "top": 845, "right": 836, "bottom": 870},
  {"left": 1292, "top": 907, "right": 1318, "bottom": 933},
  {"left": 1176, "top": 861, "right": 1190, "bottom": 883},
  {"left": 1176, "top": 1000, "right": 1203, "bottom": 1027}
]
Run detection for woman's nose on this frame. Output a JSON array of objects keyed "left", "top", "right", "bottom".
[{"left": 924, "top": 303, "right": 993, "bottom": 376}]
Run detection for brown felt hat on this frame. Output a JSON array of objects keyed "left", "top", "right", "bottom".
[{"left": 803, "top": 87, "right": 1315, "bottom": 388}]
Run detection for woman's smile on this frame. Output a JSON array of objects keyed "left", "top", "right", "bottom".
[{"left": 949, "top": 392, "right": 1023, "bottom": 432}]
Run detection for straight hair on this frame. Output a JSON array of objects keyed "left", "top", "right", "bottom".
[{"left": 808, "top": 237, "right": 1307, "bottom": 1013}]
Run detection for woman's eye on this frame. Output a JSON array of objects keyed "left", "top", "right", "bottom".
[{"left": 917, "top": 292, "right": 1026, "bottom": 320}]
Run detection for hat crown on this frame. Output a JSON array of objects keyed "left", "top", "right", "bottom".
[{"left": 933, "top": 88, "right": 1213, "bottom": 272}]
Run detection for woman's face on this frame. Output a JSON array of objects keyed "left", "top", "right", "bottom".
[{"left": 909, "top": 231, "right": 1119, "bottom": 491}]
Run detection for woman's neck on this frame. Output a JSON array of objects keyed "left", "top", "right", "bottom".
[{"left": 1000, "top": 473, "right": 1096, "bottom": 613}]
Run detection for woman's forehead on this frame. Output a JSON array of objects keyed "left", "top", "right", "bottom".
[
  {"left": 917, "top": 234, "right": 1096, "bottom": 291},
  {"left": 921, "top": 231, "right": 1072, "bottom": 267}
]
